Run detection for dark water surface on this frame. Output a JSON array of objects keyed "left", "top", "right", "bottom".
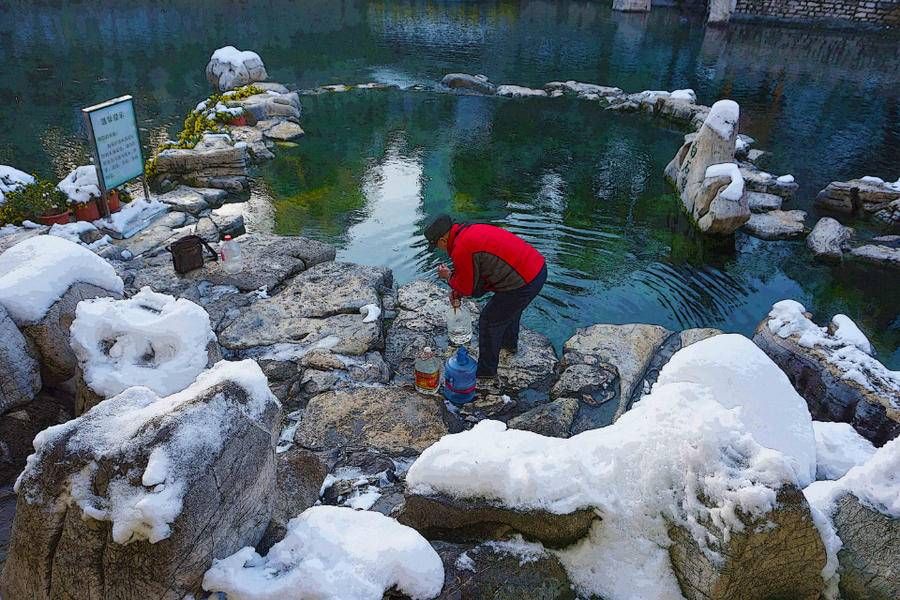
[{"left": 2, "top": 0, "right": 898, "bottom": 363}]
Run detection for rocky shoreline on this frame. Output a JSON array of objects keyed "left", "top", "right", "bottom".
[{"left": 0, "top": 49, "right": 897, "bottom": 600}]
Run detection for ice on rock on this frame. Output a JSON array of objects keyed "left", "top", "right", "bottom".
[
  {"left": 202, "top": 506, "right": 445, "bottom": 600},
  {"left": 15, "top": 359, "right": 277, "bottom": 544},
  {"left": 704, "top": 99, "right": 739, "bottom": 140},
  {"left": 0, "top": 235, "right": 123, "bottom": 323},
  {"left": 812, "top": 421, "right": 876, "bottom": 481},
  {"left": 57, "top": 165, "right": 101, "bottom": 204},
  {"left": 0, "top": 165, "right": 35, "bottom": 204},
  {"left": 70, "top": 287, "right": 216, "bottom": 398},
  {"left": 705, "top": 162, "right": 745, "bottom": 201},
  {"left": 407, "top": 334, "right": 813, "bottom": 599}
]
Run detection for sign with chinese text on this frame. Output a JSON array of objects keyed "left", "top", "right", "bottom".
[{"left": 82, "top": 96, "right": 144, "bottom": 192}]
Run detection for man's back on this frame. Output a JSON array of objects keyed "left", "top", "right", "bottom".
[{"left": 448, "top": 223, "right": 545, "bottom": 296}]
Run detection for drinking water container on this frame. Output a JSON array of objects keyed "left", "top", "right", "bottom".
[
  {"left": 221, "top": 235, "right": 243, "bottom": 274},
  {"left": 446, "top": 302, "right": 473, "bottom": 345},
  {"left": 442, "top": 346, "right": 477, "bottom": 405},
  {"left": 414, "top": 346, "right": 441, "bottom": 395}
]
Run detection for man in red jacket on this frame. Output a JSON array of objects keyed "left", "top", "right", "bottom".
[{"left": 425, "top": 214, "right": 547, "bottom": 384}]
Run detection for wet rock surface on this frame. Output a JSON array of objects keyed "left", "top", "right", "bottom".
[
  {"left": 807, "top": 217, "right": 853, "bottom": 261},
  {"left": 742, "top": 209, "right": 807, "bottom": 240}
]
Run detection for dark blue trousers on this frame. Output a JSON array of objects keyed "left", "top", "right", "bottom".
[{"left": 477, "top": 264, "right": 547, "bottom": 377}]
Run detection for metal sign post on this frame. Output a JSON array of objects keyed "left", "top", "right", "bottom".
[{"left": 82, "top": 95, "right": 150, "bottom": 219}]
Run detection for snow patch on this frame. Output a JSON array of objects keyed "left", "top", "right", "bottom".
[
  {"left": 0, "top": 235, "right": 123, "bottom": 323},
  {"left": 407, "top": 334, "right": 811, "bottom": 600},
  {"left": 705, "top": 162, "right": 745, "bottom": 201},
  {"left": 93, "top": 197, "right": 168, "bottom": 238},
  {"left": 484, "top": 535, "right": 547, "bottom": 565},
  {"left": 70, "top": 287, "right": 216, "bottom": 398},
  {"left": 812, "top": 421, "right": 876, "bottom": 481},
  {"left": 703, "top": 99, "right": 739, "bottom": 140},
  {"left": 0, "top": 165, "right": 35, "bottom": 204},
  {"left": 360, "top": 303, "right": 381, "bottom": 323},
  {"left": 202, "top": 506, "right": 444, "bottom": 600},
  {"left": 776, "top": 174, "right": 795, "bottom": 184},
  {"left": 670, "top": 88, "right": 696, "bottom": 102},
  {"left": 830, "top": 314, "right": 872, "bottom": 355}
]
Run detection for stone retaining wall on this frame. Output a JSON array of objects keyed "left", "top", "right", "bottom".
[{"left": 734, "top": 0, "right": 900, "bottom": 27}]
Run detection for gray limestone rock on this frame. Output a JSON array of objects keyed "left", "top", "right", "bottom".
[
  {"left": 259, "top": 447, "right": 328, "bottom": 552},
  {"left": 746, "top": 191, "right": 782, "bottom": 213},
  {"left": 0, "top": 371, "right": 281, "bottom": 600},
  {"left": 0, "top": 393, "right": 72, "bottom": 485},
  {"left": 431, "top": 540, "right": 576, "bottom": 600},
  {"left": 740, "top": 164, "right": 799, "bottom": 200},
  {"left": 807, "top": 217, "right": 853, "bottom": 261},
  {"left": 849, "top": 238, "right": 900, "bottom": 268},
  {"left": 441, "top": 73, "right": 496, "bottom": 95},
  {"left": 832, "top": 492, "right": 899, "bottom": 600},
  {"left": 0, "top": 305, "right": 40, "bottom": 415},
  {"left": 815, "top": 178, "right": 900, "bottom": 219},
  {"left": 668, "top": 486, "right": 826, "bottom": 600},
  {"left": 294, "top": 386, "right": 450, "bottom": 456},
  {"left": 612, "top": 0, "right": 651, "bottom": 12},
  {"left": 229, "top": 91, "right": 301, "bottom": 123},
  {"left": 156, "top": 186, "right": 227, "bottom": 215},
  {"left": 507, "top": 397, "right": 579, "bottom": 438},
  {"left": 397, "top": 492, "right": 597, "bottom": 548},
  {"left": 228, "top": 125, "right": 275, "bottom": 161},
  {"left": 742, "top": 209, "right": 807, "bottom": 240},
  {"left": 259, "top": 119, "right": 305, "bottom": 142}
]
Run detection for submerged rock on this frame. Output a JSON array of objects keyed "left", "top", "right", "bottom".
[
  {"left": 0, "top": 305, "right": 40, "bottom": 415},
  {"left": 742, "top": 209, "right": 807, "bottom": 240},
  {"left": 0, "top": 360, "right": 281, "bottom": 600},
  {"left": 668, "top": 486, "right": 826, "bottom": 600},
  {"left": 397, "top": 492, "right": 596, "bottom": 548},
  {"left": 807, "top": 217, "right": 853, "bottom": 261},
  {"left": 753, "top": 301, "right": 899, "bottom": 446},
  {"left": 431, "top": 539, "right": 576, "bottom": 600},
  {"left": 441, "top": 73, "right": 496, "bottom": 95}
]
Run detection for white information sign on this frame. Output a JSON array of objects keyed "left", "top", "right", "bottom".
[{"left": 83, "top": 96, "right": 145, "bottom": 192}]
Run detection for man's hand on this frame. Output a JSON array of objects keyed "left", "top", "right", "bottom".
[
  {"left": 437, "top": 264, "right": 452, "bottom": 281},
  {"left": 449, "top": 289, "right": 462, "bottom": 308}
]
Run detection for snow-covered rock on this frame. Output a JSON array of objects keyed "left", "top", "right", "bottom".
[
  {"left": 740, "top": 163, "right": 799, "bottom": 200},
  {"left": 405, "top": 334, "right": 824, "bottom": 599},
  {"left": 0, "top": 165, "right": 35, "bottom": 205},
  {"left": 742, "top": 209, "right": 807, "bottom": 240},
  {"left": 57, "top": 165, "right": 100, "bottom": 204},
  {"left": 544, "top": 81, "right": 623, "bottom": 98},
  {"left": 0, "top": 236, "right": 124, "bottom": 383},
  {"left": 0, "top": 304, "right": 40, "bottom": 415},
  {"left": 804, "top": 437, "right": 899, "bottom": 600},
  {"left": 206, "top": 46, "right": 268, "bottom": 91},
  {"left": 665, "top": 100, "right": 750, "bottom": 235},
  {"left": 441, "top": 73, "right": 496, "bottom": 95},
  {"left": 202, "top": 505, "right": 444, "bottom": 600},
  {"left": 807, "top": 217, "right": 853, "bottom": 261},
  {"left": 1, "top": 359, "right": 281, "bottom": 599},
  {"left": 69, "top": 288, "right": 218, "bottom": 413},
  {"left": 496, "top": 84, "right": 548, "bottom": 98},
  {"left": 813, "top": 421, "right": 876, "bottom": 480},
  {"left": 294, "top": 386, "right": 450, "bottom": 456},
  {"left": 753, "top": 300, "right": 899, "bottom": 446}
]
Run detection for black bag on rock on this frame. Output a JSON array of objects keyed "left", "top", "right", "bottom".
[{"left": 167, "top": 235, "right": 218, "bottom": 274}]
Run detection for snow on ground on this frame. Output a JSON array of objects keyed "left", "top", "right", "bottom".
[
  {"left": 703, "top": 99, "right": 739, "bottom": 140},
  {"left": 93, "top": 197, "right": 168, "bottom": 238},
  {"left": 0, "top": 235, "right": 123, "bottom": 323},
  {"left": 0, "top": 165, "right": 35, "bottom": 204},
  {"left": 15, "top": 359, "right": 277, "bottom": 545},
  {"left": 407, "top": 334, "right": 812, "bottom": 600},
  {"left": 705, "top": 163, "right": 745, "bottom": 201},
  {"left": 70, "top": 287, "right": 215, "bottom": 398},
  {"left": 202, "top": 506, "right": 444, "bottom": 600},
  {"left": 496, "top": 85, "right": 548, "bottom": 98},
  {"left": 767, "top": 300, "right": 899, "bottom": 401},
  {"left": 57, "top": 165, "right": 101, "bottom": 204},
  {"left": 812, "top": 421, "right": 876, "bottom": 481}
]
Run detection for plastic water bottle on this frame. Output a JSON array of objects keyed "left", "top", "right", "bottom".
[
  {"left": 220, "top": 235, "right": 243, "bottom": 274},
  {"left": 442, "top": 346, "right": 477, "bottom": 405},
  {"left": 446, "top": 301, "right": 473, "bottom": 345},
  {"left": 414, "top": 347, "right": 441, "bottom": 395}
]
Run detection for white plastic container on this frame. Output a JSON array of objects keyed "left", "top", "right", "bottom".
[
  {"left": 220, "top": 235, "right": 243, "bottom": 274},
  {"left": 446, "top": 302, "right": 473, "bottom": 345}
]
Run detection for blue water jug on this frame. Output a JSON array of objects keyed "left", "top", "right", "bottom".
[{"left": 442, "top": 346, "right": 477, "bottom": 405}]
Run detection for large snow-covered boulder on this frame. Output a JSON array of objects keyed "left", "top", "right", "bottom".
[
  {"left": 405, "top": 334, "right": 824, "bottom": 599},
  {"left": 665, "top": 101, "right": 750, "bottom": 235},
  {"left": 807, "top": 217, "right": 853, "bottom": 261},
  {"left": 0, "top": 359, "right": 281, "bottom": 599},
  {"left": 0, "top": 165, "right": 35, "bottom": 205},
  {"left": 0, "top": 236, "right": 124, "bottom": 383},
  {"left": 294, "top": 386, "right": 450, "bottom": 457},
  {"left": 0, "top": 305, "right": 41, "bottom": 415},
  {"left": 202, "top": 506, "right": 444, "bottom": 600},
  {"left": 69, "top": 287, "right": 218, "bottom": 414},
  {"left": 753, "top": 300, "right": 900, "bottom": 446},
  {"left": 804, "top": 437, "right": 899, "bottom": 600},
  {"left": 206, "top": 46, "right": 268, "bottom": 91}
]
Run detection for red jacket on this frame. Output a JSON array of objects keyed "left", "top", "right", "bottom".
[{"left": 447, "top": 223, "right": 545, "bottom": 297}]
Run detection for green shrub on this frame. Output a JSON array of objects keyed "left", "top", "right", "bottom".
[{"left": 0, "top": 180, "right": 69, "bottom": 225}]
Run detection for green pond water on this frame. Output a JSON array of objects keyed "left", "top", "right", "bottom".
[{"left": 1, "top": 0, "right": 898, "bottom": 364}]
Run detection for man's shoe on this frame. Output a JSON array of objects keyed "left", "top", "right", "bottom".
[{"left": 476, "top": 374, "right": 502, "bottom": 394}]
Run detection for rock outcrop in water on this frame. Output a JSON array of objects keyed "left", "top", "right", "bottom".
[
  {"left": 816, "top": 177, "right": 900, "bottom": 230},
  {"left": 665, "top": 100, "right": 751, "bottom": 235}
]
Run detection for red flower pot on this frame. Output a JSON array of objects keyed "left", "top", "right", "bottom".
[
  {"left": 228, "top": 114, "right": 248, "bottom": 127},
  {"left": 38, "top": 210, "right": 71, "bottom": 226},
  {"left": 107, "top": 190, "right": 121, "bottom": 213},
  {"left": 74, "top": 199, "right": 101, "bottom": 222}
]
